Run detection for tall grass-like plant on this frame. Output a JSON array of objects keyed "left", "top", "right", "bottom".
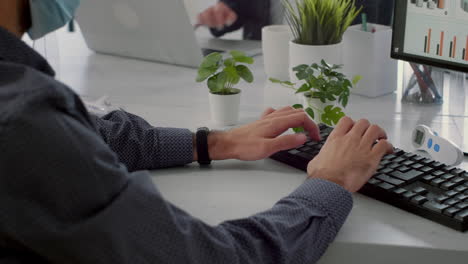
[{"left": 283, "top": 0, "right": 362, "bottom": 45}]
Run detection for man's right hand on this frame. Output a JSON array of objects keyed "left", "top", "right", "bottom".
[
  {"left": 307, "top": 117, "right": 394, "bottom": 193},
  {"left": 197, "top": 2, "right": 238, "bottom": 29}
]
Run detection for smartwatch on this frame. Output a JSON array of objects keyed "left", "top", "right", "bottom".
[{"left": 196, "top": 127, "right": 211, "bottom": 165}]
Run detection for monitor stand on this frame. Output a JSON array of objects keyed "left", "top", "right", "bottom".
[{"left": 402, "top": 63, "right": 444, "bottom": 105}]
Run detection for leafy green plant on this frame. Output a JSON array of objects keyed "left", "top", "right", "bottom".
[
  {"left": 283, "top": 0, "right": 362, "bottom": 45},
  {"left": 270, "top": 59, "right": 361, "bottom": 127},
  {"left": 196, "top": 51, "right": 254, "bottom": 95}
]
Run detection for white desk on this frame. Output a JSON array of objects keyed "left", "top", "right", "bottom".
[{"left": 56, "top": 29, "right": 468, "bottom": 263}]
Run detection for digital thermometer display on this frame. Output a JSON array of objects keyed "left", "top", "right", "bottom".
[{"left": 414, "top": 129, "right": 424, "bottom": 145}]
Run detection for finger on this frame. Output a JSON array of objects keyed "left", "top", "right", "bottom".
[
  {"left": 328, "top": 116, "right": 354, "bottom": 139},
  {"left": 214, "top": 7, "right": 227, "bottom": 28},
  {"left": 350, "top": 119, "right": 371, "bottom": 137},
  {"left": 271, "top": 112, "right": 320, "bottom": 141},
  {"left": 362, "top": 125, "right": 387, "bottom": 148},
  {"left": 198, "top": 10, "right": 215, "bottom": 27},
  {"left": 225, "top": 10, "right": 237, "bottom": 26},
  {"left": 371, "top": 139, "right": 394, "bottom": 162},
  {"left": 266, "top": 133, "right": 308, "bottom": 154},
  {"left": 263, "top": 106, "right": 299, "bottom": 119},
  {"left": 261, "top": 107, "right": 276, "bottom": 119}
]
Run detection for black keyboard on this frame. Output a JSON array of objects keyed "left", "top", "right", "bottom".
[{"left": 270, "top": 124, "right": 468, "bottom": 232}]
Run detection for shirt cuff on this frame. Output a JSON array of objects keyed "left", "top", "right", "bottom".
[
  {"left": 288, "top": 178, "right": 353, "bottom": 234},
  {"left": 156, "top": 128, "right": 194, "bottom": 168}
]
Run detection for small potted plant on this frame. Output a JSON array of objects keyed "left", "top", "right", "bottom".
[
  {"left": 270, "top": 60, "right": 361, "bottom": 126},
  {"left": 196, "top": 51, "right": 254, "bottom": 126},
  {"left": 283, "top": 0, "right": 361, "bottom": 80}
]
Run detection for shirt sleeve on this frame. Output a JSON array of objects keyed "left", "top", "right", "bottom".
[
  {"left": 0, "top": 105, "right": 353, "bottom": 264},
  {"left": 91, "top": 111, "right": 194, "bottom": 171}
]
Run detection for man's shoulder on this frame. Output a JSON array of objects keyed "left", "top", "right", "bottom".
[{"left": 0, "top": 61, "right": 91, "bottom": 133}]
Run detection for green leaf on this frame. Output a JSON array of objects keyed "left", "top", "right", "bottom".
[
  {"left": 295, "top": 83, "right": 310, "bottom": 94},
  {"left": 292, "top": 64, "right": 309, "bottom": 72},
  {"left": 224, "top": 66, "right": 240, "bottom": 85},
  {"left": 269, "top": 78, "right": 282, "bottom": 84},
  {"left": 292, "top": 127, "right": 305, "bottom": 133},
  {"left": 321, "top": 105, "right": 346, "bottom": 126},
  {"left": 292, "top": 104, "right": 303, "bottom": 109},
  {"left": 230, "top": 50, "right": 254, "bottom": 64},
  {"left": 236, "top": 65, "right": 254, "bottom": 83},
  {"left": 342, "top": 96, "right": 348, "bottom": 108},
  {"left": 216, "top": 72, "right": 228, "bottom": 90},
  {"left": 224, "top": 58, "right": 235, "bottom": 67},
  {"left": 352, "top": 75, "right": 362, "bottom": 86},
  {"left": 200, "top": 52, "right": 222, "bottom": 69},
  {"left": 196, "top": 66, "right": 218, "bottom": 82},
  {"left": 207, "top": 75, "right": 219, "bottom": 92},
  {"left": 305, "top": 107, "right": 315, "bottom": 119}
]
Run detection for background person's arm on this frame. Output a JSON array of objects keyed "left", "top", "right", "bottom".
[{"left": 1, "top": 104, "right": 352, "bottom": 264}]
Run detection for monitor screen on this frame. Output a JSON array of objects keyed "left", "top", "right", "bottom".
[{"left": 392, "top": 0, "right": 468, "bottom": 73}]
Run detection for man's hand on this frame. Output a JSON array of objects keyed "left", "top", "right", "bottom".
[
  {"left": 207, "top": 106, "right": 321, "bottom": 161},
  {"left": 307, "top": 117, "right": 394, "bottom": 193},
  {"left": 197, "top": 2, "right": 238, "bottom": 29}
]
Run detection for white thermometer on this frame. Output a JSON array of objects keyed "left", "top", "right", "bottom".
[{"left": 411, "top": 125, "right": 464, "bottom": 166}]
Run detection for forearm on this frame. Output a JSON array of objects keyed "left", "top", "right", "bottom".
[{"left": 92, "top": 111, "right": 193, "bottom": 171}]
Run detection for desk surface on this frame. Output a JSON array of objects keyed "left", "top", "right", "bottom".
[{"left": 55, "top": 28, "right": 468, "bottom": 263}]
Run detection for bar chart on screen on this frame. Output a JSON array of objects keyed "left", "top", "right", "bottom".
[{"left": 420, "top": 27, "right": 468, "bottom": 63}]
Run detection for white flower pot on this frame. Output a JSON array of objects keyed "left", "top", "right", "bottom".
[
  {"left": 209, "top": 91, "right": 241, "bottom": 126},
  {"left": 289, "top": 41, "right": 343, "bottom": 81}
]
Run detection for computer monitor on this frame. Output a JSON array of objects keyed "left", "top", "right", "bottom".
[{"left": 391, "top": 0, "right": 468, "bottom": 73}]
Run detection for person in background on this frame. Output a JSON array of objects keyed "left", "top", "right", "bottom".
[
  {"left": 197, "top": 0, "right": 395, "bottom": 40},
  {"left": 0, "top": 0, "right": 393, "bottom": 263}
]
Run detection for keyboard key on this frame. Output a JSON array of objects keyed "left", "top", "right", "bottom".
[
  {"left": 445, "top": 190, "right": 459, "bottom": 197},
  {"left": 393, "top": 188, "right": 407, "bottom": 195},
  {"left": 455, "top": 194, "right": 468, "bottom": 201},
  {"left": 403, "top": 152, "right": 416, "bottom": 159},
  {"left": 422, "top": 175, "right": 435, "bottom": 183},
  {"left": 441, "top": 181, "right": 459, "bottom": 190},
  {"left": 413, "top": 187, "right": 427, "bottom": 195},
  {"left": 383, "top": 154, "right": 397, "bottom": 160},
  {"left": 391, "top": 170, "right": 424, "bottom": 181},
  {"left": 376, "top": 174, "right": 405, "bottom": 187},
  {"left": 299, "top": 146, "right": 312, "bottom": 152},
  {"left": 436, "top": 195, "right": 450, "bottom": 203},
  {"left": 368, "top": 178, "right": 381, "bottom": 185},
  {"left": 432, "top": 170, "right": 445, "bottom": 177},
  {"left": 388, "top": 163, "right": 400, "bottom": 169},
  {"left": 455, "top": 209, "right": 468, "bottom": 221},
  {"left": 297, "top": 152, "right": 314, "bottom": 160},
  {"left": 430, "top": 178, "right": 445, "bottom": 187},
  {"left": 461, "top": 173, "right": 468, "bottom": 180},
  {"left": 455, "top": 202, "right": 468, "bottom": 210},
  {"left": 423, "top": 201, "right": 450, "bottom": 213},
  {"left": 412, "top": 156, "right": 425, "bottom": 162},
  {"left": 411, "top": 163, "right": 424, "bottom": 170},
  {"left": 445, "top": 198, "right": 460, "bottom": 206},
  {"left": 442, "top": 166, "right": 457, "bottom": 173},
  {"left": 397, "top": 166, "right": 411, "bottom": 173},
  {"left": 380, "top": 159, "right": 392, "bottom": 166},
  {"left": 411, "top": 195, "right": 427, "bottom": 205},
  {"left": 402, "top": 160, "right": 415, "bottom": 166},
  {"left": 444, "top": 207, "right": 461, "bottom": 217},
  {"left": 452, "top": 177, "right": 465, "bottom": 184},
  {"left": 441, "top": 174, "right": 455, "bottom": 181},
  {"left": 377, "top": 182, "right": 395, "bottom": 190},
  {"left": 452, "top": 169, "right": 465, "bottom": 175},
  {"left": 454, "top": 185, "right": 468, "bottom": 193},
  {"left": 379, "top": 168, "right": 394, "bottom": 174},
  {"left": 419, "top": 166, "right": 433, "bottom": 173},
  {"left": 403, "top": 191, "right": 417, "bottom": 199},
  {"left": 393, "top": 148, "right": 405, "bottom": 155},
  {"left": 421, "top": 158, "right": 433, "bottom": 165},
  {"left": 393, "top": 157, "right": 406, "bottom": 163},
  {"left": 288, "top": 149, "right": 300, "bottom": 155},
  {"left": 431, "top": 162, "right": 444, "bottom": 169}
]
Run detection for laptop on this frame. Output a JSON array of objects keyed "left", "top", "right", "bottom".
[{"left": 75, "top": 0, "right": 262, "bottom": 68}]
